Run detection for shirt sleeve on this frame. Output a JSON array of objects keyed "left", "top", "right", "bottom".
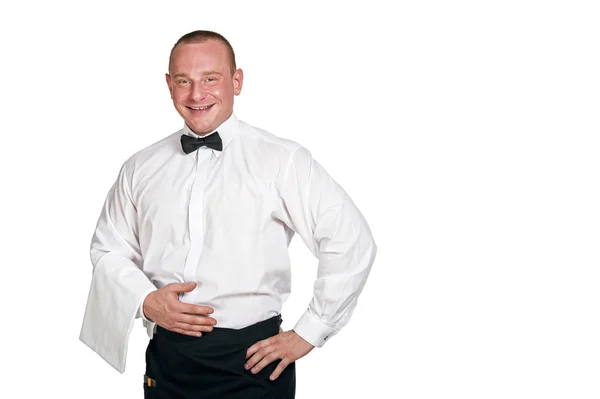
[
  {"left": 79, "top": 160, "right": 157, "bottom": 373},
  {"left": 274, "top": 146, "right": 377, "bottom": 347},
  {"left": 137, "top": 292, "right": 154, "bottom": 322}
]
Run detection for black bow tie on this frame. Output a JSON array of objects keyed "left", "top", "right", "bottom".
[{"left": 180, "top": 132, "right": 223, "bottom": 154}]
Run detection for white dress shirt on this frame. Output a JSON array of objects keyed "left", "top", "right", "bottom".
[{"left": 79, "top": 113, "right": 377, "bottom": 373}]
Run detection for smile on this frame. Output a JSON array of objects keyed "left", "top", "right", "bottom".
[{"left": 186, "top": 104, "right": 215, "bottom": 111}]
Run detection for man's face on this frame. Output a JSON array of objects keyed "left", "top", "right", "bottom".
[{"left": 166, "top": 40, "right": 243, "bottom": 136}]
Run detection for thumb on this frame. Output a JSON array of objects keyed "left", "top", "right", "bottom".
[{"left": 168, "top": 282, "right": 197, "bottom": 293}]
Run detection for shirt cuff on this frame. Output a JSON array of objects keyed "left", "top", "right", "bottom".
[
  {"left": 293, "top": 310, "right": 338, "bottom": 348},
  {"left": 136, "top": 288, "right": 156, "bottom": 322}
]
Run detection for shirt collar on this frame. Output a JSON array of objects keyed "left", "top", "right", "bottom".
[{"left": 182, "top": 112, "right": 240, "bottom": 157}]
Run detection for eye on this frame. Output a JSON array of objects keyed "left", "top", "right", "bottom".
[
  {"left": 205, "top": 77, "right": 217, "bottom": 83},
  {"left": 177, "top": 79, "right": 190, "bottom": 84}
]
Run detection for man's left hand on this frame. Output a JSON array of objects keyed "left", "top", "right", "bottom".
[{"left": 245, "top": 330, "right": 314, "bottom": 380}]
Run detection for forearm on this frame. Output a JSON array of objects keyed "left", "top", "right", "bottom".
[{"left": 294, "top": 234, "right": 377, "bottom": 347}]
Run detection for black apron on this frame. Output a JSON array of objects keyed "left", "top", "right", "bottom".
[{"left": 144, "top": 315, "right": 296, "bottom": 398}]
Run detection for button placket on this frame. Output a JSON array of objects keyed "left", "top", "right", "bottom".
[{"left": 180, "top": 148, "right": 211, "bottom": 303}]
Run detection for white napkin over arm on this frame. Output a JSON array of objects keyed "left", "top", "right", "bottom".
[{"left": 79, "top": 160, "right": 156, "bottom": 373}]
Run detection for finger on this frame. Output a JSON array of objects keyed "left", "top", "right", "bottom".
[
  {"left": 249, "top": 352, "right": 280, "bottom": 374},
  {"left": 178, "top": 302, "right": 215, "bottom": 316},
  {"left": 246, "top": 337, "right": 272, "bottom": 359},
  {"left": 173, "top": 322, "right": 214, "bottom": 334},
  {"left": 167, "top": 282, "right": 197, "bottom": 293},
  {"left": 269, "top": 358, "right": 291, "bottom": 381},
  {"left": 245, "top": 346, "right": 276, "bottom": 371},
  {"left": 171, "top": 327, "right": 202, "bottom": 337},
  {"left": 176, "top": 313, "right": 217, "bottom": 326}
]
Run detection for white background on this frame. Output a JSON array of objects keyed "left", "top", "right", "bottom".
[{"left": 1, "top": 1, "right": 599, "bottom": 398}]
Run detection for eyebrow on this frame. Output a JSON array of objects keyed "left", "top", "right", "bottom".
[{"left": 172, "top": 71, "right": 223, "bottom": 78}]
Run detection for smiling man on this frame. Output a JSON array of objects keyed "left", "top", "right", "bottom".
[
  {"left": 167, "top": 38, "right": 241, "bottom": 136},
  {"left": 80, "top": 30, "right": 377, "bottom": 398}
]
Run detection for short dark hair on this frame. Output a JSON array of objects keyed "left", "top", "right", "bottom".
[{"left": 169, "top": 30, "right": 237, "bottom": 75}]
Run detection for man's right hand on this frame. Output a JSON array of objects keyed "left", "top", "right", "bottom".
[{"left": 142, "top": 282, "right": 216, "bottom": 336}]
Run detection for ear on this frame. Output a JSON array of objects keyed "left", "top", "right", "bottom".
[
  {"left": 232, "top": 68, "right": 244, "bottom": 96},
  {"left": 165, "top": 73, "right": 173, "bottom": 97}
]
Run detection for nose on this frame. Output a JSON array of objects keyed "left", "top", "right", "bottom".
[{"left": 190, "top": 81, "right": 207, "bottom": 102}]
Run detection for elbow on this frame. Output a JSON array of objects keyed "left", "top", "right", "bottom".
[
  {"left": 89, "top": 247, "right": 108, "bottom": 270},
  {"left": 368, "top": 238, "right": 377, "bottom": 266}
]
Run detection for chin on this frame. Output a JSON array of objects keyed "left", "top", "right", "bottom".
[{"left": 189, "top": 121, "right": 215, "bottom": 135}]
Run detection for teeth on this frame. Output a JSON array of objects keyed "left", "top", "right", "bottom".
[{"left": 191, "top": 105, "right": 210, "bottom": 110}]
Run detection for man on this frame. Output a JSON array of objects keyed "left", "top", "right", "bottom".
[{"left": 80, "top": 30, "right": 377, "bottom": 398}]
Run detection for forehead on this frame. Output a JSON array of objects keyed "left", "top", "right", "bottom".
[{"left": 170, "top": 41, "right": 230, "bottom": 74}]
